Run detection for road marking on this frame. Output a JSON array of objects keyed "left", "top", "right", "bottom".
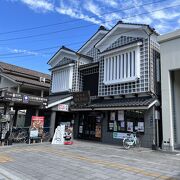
[
  {"left": 0, "top": 146, "right": 177, "bottom": 179},
  {"left": 38, "top": 147, "right": 174, "bottom": 180}
]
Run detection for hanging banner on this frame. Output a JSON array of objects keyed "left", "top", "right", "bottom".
[{"left": 52, "top": 125, "right": 65, "bottom": 145}]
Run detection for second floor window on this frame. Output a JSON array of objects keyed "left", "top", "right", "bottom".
[
  {"left": 103, "top": 47, "right": 140, "bottom": 85},
  {"left": 51, "top": 66, "right": 73, "bottom": 93}
]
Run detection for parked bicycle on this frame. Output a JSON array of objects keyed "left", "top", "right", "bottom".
[
  {"left": 9, "top": 127, "right": 28, "bottom": 143},
  {"left": 123, "top": 132, "right": 141, "bottom": 149}
]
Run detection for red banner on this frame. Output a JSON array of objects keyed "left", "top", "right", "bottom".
[{"left": 31, "top": 116, "right": 44, "bottom": 129}]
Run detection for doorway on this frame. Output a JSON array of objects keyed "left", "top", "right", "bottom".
[{"left": 78, "top": 112, "right": 102, "bottom": 141}]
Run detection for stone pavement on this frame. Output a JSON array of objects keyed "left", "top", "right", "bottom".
[{"left": 0, "top": 140, "right": 180, "bottom": 180}]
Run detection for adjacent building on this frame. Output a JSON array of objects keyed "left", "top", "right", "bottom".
[
  {"left": 158, "top": 29, "right": 180, "bottom": 151},
  {"left": 48, "top": 21, "right": 161, "bottom": 148},
  {"left": 0, "top": 62, "right": 51, "bottom": 128}
]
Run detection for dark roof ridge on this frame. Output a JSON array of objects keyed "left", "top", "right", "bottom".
[
  {"left": 47, "top": 46, "right": 76, "bottom": 64},
  {"left": 61, "top": 46, "right": 76, "bottom": 53},
  {"left": 77, "top": 26, "right": 109, "bottom": 53}
]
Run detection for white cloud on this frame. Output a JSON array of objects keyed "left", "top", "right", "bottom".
[
  {"left": 84, "top": 1, "right": 102, "bottom": 17},
  {"left": 20, "top": 0, "right": 54, "bottom": 12},
  {"left": 151, "top": 10, "right": 180, "bottom": 20},
  {"left": 56, "top": 6, "right": 102, "bottom": 25},
  {"left": 97, "top": 0, "right": 118, "bottom": 8},
  {"left": 8, "top": 48, "right": 39, "bottom": 56},
  {"left": 6, "top": 0, "right": 180, "bottom": 35}
]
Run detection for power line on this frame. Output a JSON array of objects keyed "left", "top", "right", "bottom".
[
  {"left": 0, "top": 27, "right": 157, "bottom": 59},
  {"left": 0, "top": 3, "right": 179, "bottom": 42},
  {"left": 0, "top": 0, "right": 168, "bottom": 35},
  {"left": 0, "top": 41, "right": 86, "bottom": 57},
  {"left": 1, "top": 4, "right": 180, "bottom": 59},
  {"left": 0, "top": 28, "right": 144, "bottom": 57}
]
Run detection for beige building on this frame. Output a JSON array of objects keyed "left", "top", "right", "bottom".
[{"left": 158, "top": 29, "right": 180, "bottom": 151}]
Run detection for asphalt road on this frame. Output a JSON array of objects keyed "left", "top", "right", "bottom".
[{"left": 0, "top": 141, "right": 180, "bottom": 180}]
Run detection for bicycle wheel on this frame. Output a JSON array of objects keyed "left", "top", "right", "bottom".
[{"left": 123, "top": 139, "right": 131, "bottom": 149}]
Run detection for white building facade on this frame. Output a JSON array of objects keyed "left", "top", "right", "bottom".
[
  {"left": 158, "top": 29, "right": 180, "bottom": 151},
  {"left": 48, "top": 22, "right": 161, "bottom": 148}
]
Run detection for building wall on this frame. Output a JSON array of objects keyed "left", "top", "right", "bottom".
[
  {"left": 160, "top": 35, "right": 180, "bottom": 150},
  {"left": 173, "top": 70, "right": 180, "bottom": 146},
  {"left": 101, "top": 107, "right": 154, "bottom": 148},
  {"left": 97, "top": 35, "right": 159, "bottom": 96},
  {"left": 0, "top": 76, "right": 17, "bottom": 92}
]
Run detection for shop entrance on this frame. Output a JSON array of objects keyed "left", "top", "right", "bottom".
[
  {"left": 55, "top": 112, "right": 73, "bottom": 130},
  {"left": 78, "top": 112, "right": 102, "bottom": 141}
]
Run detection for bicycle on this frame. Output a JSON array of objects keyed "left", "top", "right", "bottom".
[
  {"left": 123, "top": 132, "right": 140, "bottom": 149},
  {"left": 9, "top": 127, "right": 28, "bottom": 143}
]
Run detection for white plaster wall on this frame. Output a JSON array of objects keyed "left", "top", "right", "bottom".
[
  {"left": 0, "top": 76, "right": 17, "bottom": 91},
  {"left": 174, "top": 71, "right": 180, "bottom": 145},
  {"left": 160, "top": 36, "right": 180, "bottom": 149}
]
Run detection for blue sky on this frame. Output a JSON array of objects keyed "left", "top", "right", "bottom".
[{"left": 0, "top": 0, "right": 180, "bottom": 74}]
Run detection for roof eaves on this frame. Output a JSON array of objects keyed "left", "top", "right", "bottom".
[
  {"left": 77, "top": 27, "right": 109, "bottom": 53},
  {"left": 95, "top": 21, "right": 158, "bottom": 48},
  {"left": 47, "top": 46, "right": 76, "bottom": 65}
]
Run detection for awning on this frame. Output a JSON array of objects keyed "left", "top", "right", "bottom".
[
  {"left": 71, "top": 97, "right": 159, "bottom": 111},
  {"left": 47, "top": 94, "right": 73, "bottom": 109}
]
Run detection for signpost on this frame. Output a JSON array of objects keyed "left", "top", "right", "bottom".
[{"left": 1, "top": 91, "right": 48, "bottom": 107}]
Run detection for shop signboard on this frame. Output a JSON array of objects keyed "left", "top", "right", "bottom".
[
  {"left": 52, "top": 125, "right": 65, "bottom": 145},
  {"left": 2, "top": 91, "right": 48, "bottom": 106},
  {"left": 113, "top": 132, "right": 129, "bottom": 139},
  {"left": 31, "top": 116, "right": 44, "bottom": 137},
  {"left": 31, "top": 116, "right": 44, "bottom": 129},
  {"left": 58, "top": 104, "right": 69, "bottom": 112},
  {"left": 73, "top": 91, "right": 90, "bottom": 104},
  {"left": 30, "top": 129, "right": 38, "bottom": 138}
]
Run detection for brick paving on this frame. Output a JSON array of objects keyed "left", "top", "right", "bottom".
[{"left": 0, "top": 141, "right": 180, "bottom": 180}]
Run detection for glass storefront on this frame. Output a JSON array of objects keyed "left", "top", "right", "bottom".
[{"left": 108, "top": 110, "right": 145, "bottom": 133}]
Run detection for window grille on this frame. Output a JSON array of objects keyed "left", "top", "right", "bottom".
[
  {"left": 103, "top": 47, "right": 140, "bottom": 85},
  {"left": 52, "top": 66, "right": 73, "bottom": 93}
]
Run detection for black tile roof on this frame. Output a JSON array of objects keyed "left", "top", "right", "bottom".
[
  {"left": 116, "top": 21, "right": 158, "bottom": 35},
  {"left": 48, "top": 93, "right": 72, "bottom": 104},
  {"left": 72, "top": 96, "right": 156, "bottom": 109},
  {"left": 47, "top": 46, "right": 76, "bottom": 64}
]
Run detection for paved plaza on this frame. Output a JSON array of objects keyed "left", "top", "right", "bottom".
[{"left": 0, "top": 141, "right": 180, "bottom": 180}]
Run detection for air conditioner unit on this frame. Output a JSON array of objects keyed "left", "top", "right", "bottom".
[{"left": 40, "top": 77, "right": 46, "bottom": 83}]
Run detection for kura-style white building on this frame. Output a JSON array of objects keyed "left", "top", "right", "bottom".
[{"left": 48, "top": 21, "right": 161, "bottom": 148}]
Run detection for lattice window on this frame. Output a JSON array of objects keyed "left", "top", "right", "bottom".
[
  {"left": 103, "top": 47, "right": 140, "bottom": 85},
  {"left": 52, "top": 66, "right": 73, "bottom": 93},
  {"left": 98, "top": 36, "right": 150, "bottom": 96}
]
